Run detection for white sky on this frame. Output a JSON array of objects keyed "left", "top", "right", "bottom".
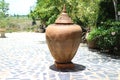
[{"left": 5, "top": 0, "right": 36, "bottom": 15}]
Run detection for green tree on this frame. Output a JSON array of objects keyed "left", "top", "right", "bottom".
[
  {"left": 0, "top": 0, "right": 9, "bottom": 18},
  {"left": 0, "top": 0, "right": 9, "bottom": 28},
  {"left": 72, "top": 0, "right": 100, "bottom": 28},
  {"left": 30, "top": 0, "right": 100, "bottom": 28},
  {"left": 30, "top": 0, "right": 77, "bottom": 26},
  {"left": 97, "top": 0, "right": 119, "bottom": 24},
  {"left": 118, "top": 1, "right": 120, "bottom": 11}
]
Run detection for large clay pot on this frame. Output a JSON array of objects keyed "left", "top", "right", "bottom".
[
  {"left": 46, "top": 5, "right": 82, "bottom": 69},
  {"left": 0, "top": 28, "right": 6, "bottom": 38},
  {"left": 87, "top": 40, "right": 97, "bottom": 49},
  {"left": 86, "top": 33, "right": 97, "bottom": 49}
]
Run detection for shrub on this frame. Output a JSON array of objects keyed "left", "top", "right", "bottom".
[
  {"left": 87, "top": 20, "right": 120, "bottom": 54},
  {"left": 97, "top": 21, "right": 120, "bottom": 53},
  {"left": 86, "top": 29, "right": 101, "bottom": 42},
  {"left": 0, "top": 18, "right": 9, "bottom": 28}
]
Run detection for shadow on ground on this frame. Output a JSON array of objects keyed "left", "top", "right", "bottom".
[
  {"left": 89, "top": 48, "right": 120, "bottom": 59},
  {"left": 50, "top": 63, "right": 86, "bottom": 72}
]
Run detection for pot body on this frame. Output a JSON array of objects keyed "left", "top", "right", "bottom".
[
  {"left": 46, "top": 24, "right": 82, "bottom": 63},
  {"left": 87, "top": 40, "right": 96, "bottom": 49}
]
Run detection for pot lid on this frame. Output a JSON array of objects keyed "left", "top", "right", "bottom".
[{"left": 55, "top": 5, "right": 73, "bottom": 24}]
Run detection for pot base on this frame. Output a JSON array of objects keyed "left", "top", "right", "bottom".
[{"left": 55, "top": 62, "right": 74, "bottom": 69}]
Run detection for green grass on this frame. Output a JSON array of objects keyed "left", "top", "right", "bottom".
[{"left": 2, "top": 16, "right": 41, "bottom": 32}]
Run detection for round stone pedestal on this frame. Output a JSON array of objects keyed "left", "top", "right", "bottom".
[{"left": 55, "top": 62, "right": 74, "bottom": 69}]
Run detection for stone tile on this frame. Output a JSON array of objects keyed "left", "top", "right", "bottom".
[{"left": 0, "top": 32, "right": 119, "bottom": 80}]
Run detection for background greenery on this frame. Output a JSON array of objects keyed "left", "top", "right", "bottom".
[
  {"left": 30, "top": 0, "right": 119, "bottom": 28},
  {"left": 30, "top": 0, "right": 101, "bottom": 28},
  {"left": 0, "top": 0, "right": 40, "bottom": 32},
  {"left": 1, "top": 0, "right": 119, "bottom": 30},
  {"left": 0, "top": 0, "right": 120, "bottom": 54}
]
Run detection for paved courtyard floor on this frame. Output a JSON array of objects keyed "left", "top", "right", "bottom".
[{"left": 0, "top": 32, "right": 120, "bottom": 80}]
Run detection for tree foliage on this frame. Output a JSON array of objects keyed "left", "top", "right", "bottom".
[
  {"left": 73, "top": 0, "right": 100, "bottom": 28},
  {"left": 0, "top": 0, "right": 9, "bottom": 18},
  {"left": 30, "top": 0, "right": 60, "bottom": 26},
  {"left": 0, "top": 0, "right": 9, "bottom": 28},
  {"left": 118, "top": 1, "right": 120, "bottom": 11},
  {"left": 30, "top": 0, "right": 117, "bottom": 28}
]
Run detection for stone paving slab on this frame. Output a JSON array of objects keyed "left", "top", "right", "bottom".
[{"left": 0, "top": 32, "right": 120, "bottom": 80}]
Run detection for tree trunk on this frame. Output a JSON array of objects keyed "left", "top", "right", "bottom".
[{"left": 113, "top": 0, "right": 118, "bottom": 20}]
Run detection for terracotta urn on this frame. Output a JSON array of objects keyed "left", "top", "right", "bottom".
[
  {"left": 46, "top": 5, "right": 82, "bottom": 69},
  {"left": 0, "top": 28, "right": 6, "bottom": 38}
]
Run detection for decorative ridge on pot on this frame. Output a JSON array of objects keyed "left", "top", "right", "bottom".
[{"left": 55, "top": 4, "right": 73, "bottom": 24}]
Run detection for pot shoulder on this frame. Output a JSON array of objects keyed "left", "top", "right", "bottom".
[{"left": 46, "top": 24, "right": 82, "bottom": 41}]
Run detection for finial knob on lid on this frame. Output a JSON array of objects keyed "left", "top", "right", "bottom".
[
  {"left": 55, "top": 4, "right": 73, "bottom": 24},
  {"left": 62, "top": 4, "right": 66, "bottom": 13}
]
